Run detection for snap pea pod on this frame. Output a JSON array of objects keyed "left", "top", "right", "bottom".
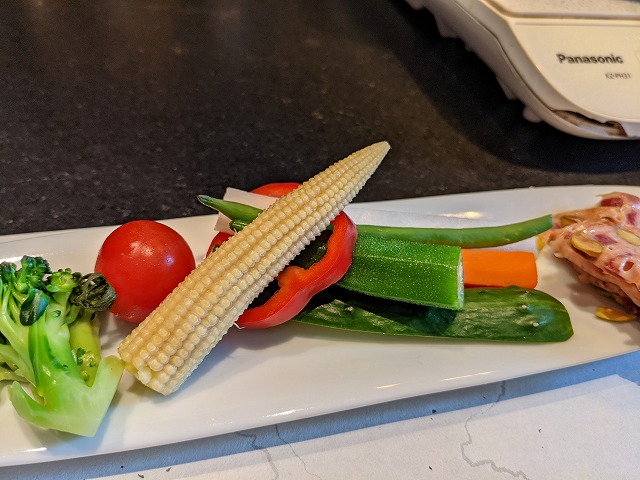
[
  {"left": 354, "top": 217, "right": 551, "bottom": 248},
  {"left": 197, "top": 196, "right": 551, "bottom": 248},
  {"left": 294, "top": 286, "right": 573, "bottom": 342}
]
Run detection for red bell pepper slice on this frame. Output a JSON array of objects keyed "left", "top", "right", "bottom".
[
  {"left": 250, "top": 182, "right": 303, "bottom": 197},
  {"left": 208, "top": 182, "right": 358, "bottom": 329},
  {"left": 207, "top": 231, "right": 233, "bottom": 256},
  {"left": 237, "top": 209, "right": 357, "bottom": 328}
]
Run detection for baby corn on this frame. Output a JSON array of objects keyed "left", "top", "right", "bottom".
[{"left": 118, "top": 141, "right": 390, "bottom": 395}]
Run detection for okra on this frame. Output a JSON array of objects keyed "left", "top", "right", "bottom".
[{"left": 337, "top": 233, "right": 463, "bottom": 310}]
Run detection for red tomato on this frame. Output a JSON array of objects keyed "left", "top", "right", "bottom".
[{"left": 95, "top": 220, "right": 196, "bottom": 323}]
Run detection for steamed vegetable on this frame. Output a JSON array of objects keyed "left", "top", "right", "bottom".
[
  {"left": 335, "top": 233, "right": 463, "bottom": 309},
  {"left": 198, "top": 186, "right": 552, "bottom": 249},
  {"left": 197, "top": 182, "right": 562, "bottom": 341},
  {"left": 294, "top": 286, "right": 573, "bottom": 342},
  {"left": 354, "top": 215, "right": 552, "bottom": 248},
  {"left": 117, "top": 141, "right": 390, "bottom": 395},
  {"left": 0, "top": 256, "right": 124, "bottom": 436},
  {"left": 461, "top": 249, "right": 538, "bottom": 288}
]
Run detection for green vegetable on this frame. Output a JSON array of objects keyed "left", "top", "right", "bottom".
[
  {"left": 0, "top": 256, "right": 124, "bottom": 436},
  {"left": 353, "top": 216, "right": 552, "bottom": 248},
  {"left": 197, "top": 196, "right": 552, "bottom": 248},
  {"left": 294, "top": 286, "right": 573, "bottom": 342},
  {"left": 337, "top": 233, "right": 463, "bottom": 309},
  {"left": 69, "top": 309, "right": 102, "bottom": 387}
]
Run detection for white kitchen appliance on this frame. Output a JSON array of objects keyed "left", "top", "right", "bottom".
[{"left": 406, "top": 0, "right": 640, "bottom": 139}]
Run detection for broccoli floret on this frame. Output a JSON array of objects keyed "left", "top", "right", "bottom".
[{"left": 0, "top": 256, "right": 124, "bottom": 437}]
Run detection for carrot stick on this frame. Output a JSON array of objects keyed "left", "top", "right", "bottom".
[{"left": 462, "top": 250, "right": 538, "bottom": 288}]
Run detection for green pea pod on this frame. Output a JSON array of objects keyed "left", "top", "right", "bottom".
[
  {"left": 294, "top": 286, "right": 573, "bottom": 343},
  {"left": 197, "top": 196, "right": 552, "bottom": 248},
  {"left": 354, "top": 216, "right": 552, "bottom": 248}
]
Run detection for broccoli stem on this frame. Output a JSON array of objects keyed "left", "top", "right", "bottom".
[
  {"left": 9, "top": 312, "right": 124, "bottom": 437},
  {"left": 0, "top": 363, "right": 23, "bottom": 381},
  {"left": 69, "top": 310, "right": 102, "bottom": 386},
  {"left": 0, "top": 309, "right": 33, "bottom": 383},
  {"left": 0, "top": 344, "right": 29, "bottom": 381}
]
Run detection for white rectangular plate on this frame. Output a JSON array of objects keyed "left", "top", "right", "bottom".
[{"left": 1, "top": 185, "right": 639, "bottom": 467}]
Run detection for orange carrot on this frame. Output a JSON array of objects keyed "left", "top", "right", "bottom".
[{"left": 462, "top": 250, "right": 538, "bottom": 289}]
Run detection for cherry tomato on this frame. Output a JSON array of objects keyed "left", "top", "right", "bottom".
[{"left": 95, "top": 220, "right": 196, "bottom": 323}]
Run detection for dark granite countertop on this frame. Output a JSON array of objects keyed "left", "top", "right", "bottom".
[{"left": 1, "top": 0, "right": 639, "bottom": 235}]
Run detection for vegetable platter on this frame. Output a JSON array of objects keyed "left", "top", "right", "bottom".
[{"left": 1, "top": 185, "right": 640, "bottom": 467}]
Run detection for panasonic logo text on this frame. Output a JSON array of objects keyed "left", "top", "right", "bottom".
[{"left": 557, "top": 54, "right": 624, "bottom": 65}]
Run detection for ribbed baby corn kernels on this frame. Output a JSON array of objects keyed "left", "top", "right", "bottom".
[{"left": 117, "top": 141, "right": 390, "bottom": 395}]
